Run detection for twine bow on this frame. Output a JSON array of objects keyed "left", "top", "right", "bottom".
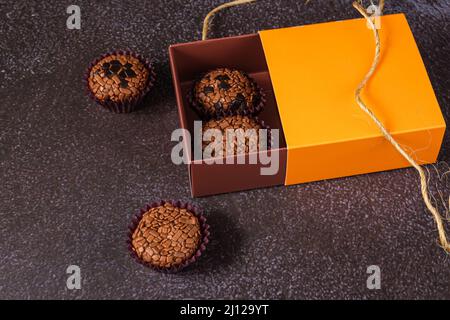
[
  {"left": 352, "top": 0, "right": 449, "bottom": 253},
  {"left": 202, "top": 0, "right": 256, "bottom": 40}
]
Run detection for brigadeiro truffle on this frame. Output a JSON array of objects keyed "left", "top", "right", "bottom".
[
  {"left": 85, "top": 50, "right": 156, "bottom": 113},
  {"left": 191, "top": 68, "right": 264, "bottom": 119},
  {"left": 128, "top": 201, "right": 209, "bottom": 272},
  {"left": 202, "top": 115, "right": 270, "bottom": 158}
]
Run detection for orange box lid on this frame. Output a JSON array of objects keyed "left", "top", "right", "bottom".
[
  {"left": 259, "top": 13, "right": 446, "bottom": 185},
  {"left": 259, "top": 13, "right": 445, "bottom": 148}
]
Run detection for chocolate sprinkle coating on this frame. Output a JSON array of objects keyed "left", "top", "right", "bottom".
[
  {"left": 88, "top": 53, "right": 150, "bottom": 103},
  {"left": 193, "top": 68, "right": 261, "bottom": 118},
  {"left": 131, "top": 203, "right": 202, "bottom": 269},
  {"left": 202, "top": 115, "right": 265, "bottom": 158}
]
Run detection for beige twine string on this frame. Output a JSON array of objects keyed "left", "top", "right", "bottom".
[
  {"left": 202, "top": 0, "right": 256, "bottom": 40},
  {"left": 201, "top": 0, "right": 450, "bottom": 253},
  {"left": 352, "top": 0, "right": 449, "bottom": 253}
]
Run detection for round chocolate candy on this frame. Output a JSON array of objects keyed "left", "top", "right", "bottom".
[
  {"left": 202, "top": 115, "right": 268, "bottom": 158},
  {"left": 87, "top": 52, "right": 153, "bottom": 111},
  {"left": 192, "top": 68, "right": 262, "bottom": 118},
  {"left": 131, "top": 202, "right": 202, "bottom": 269}
]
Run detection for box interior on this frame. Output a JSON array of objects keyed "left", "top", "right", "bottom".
[{"left": 169, "top": 34, "right": 287, "bottom": 196}]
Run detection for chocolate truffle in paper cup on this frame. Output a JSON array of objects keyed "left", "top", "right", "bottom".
[
  {"left": 85, "top": 50, "right": 156, "bottom": 113},
  {"left": 202, "top": 115, "right": 271, "bottom": 158},
  {"left": 127, "top": 201, "right": 210, "bottom": 272},
  {"left": 191, "top": 68, "right": 264, "bottom": 119}
]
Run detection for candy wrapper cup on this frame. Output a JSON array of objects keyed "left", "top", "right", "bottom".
[
  {"left": 84, "top": 49, "right": 156, "bottom": 113},
  {"left": 126, "top": 200, "right": 210, "bottom": 273}
]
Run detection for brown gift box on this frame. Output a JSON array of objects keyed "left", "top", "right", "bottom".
[
  {"left": 169, "top": 34, "right": 287, "bottom": 197},
  {"left": 169, "top": 15, "right": 445, "bottom": 197}
]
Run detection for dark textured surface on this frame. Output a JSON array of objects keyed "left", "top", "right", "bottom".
[{"left": 0, "top": 0, "right": 449, "bottom": 300}]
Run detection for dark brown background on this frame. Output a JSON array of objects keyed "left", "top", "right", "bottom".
[{"left": 0, "top": 0, "right": 449, "bottom": 299}]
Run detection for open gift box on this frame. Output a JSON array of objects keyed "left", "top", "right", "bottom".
[{"left": 169, "top": 13, "right": 446, "bottom": 197}]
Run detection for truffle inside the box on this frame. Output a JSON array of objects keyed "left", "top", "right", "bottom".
[
  {"left": 192, "top": 68, "right": 262, "bottom": 118},
  {"left": 202, "top": 115, "right": 267, "bottom": 157}
]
